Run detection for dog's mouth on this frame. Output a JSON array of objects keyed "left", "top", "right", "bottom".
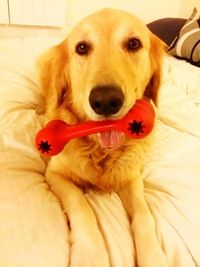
[{"left": 97, "top": 131, "right": 124, "bottom": 149}]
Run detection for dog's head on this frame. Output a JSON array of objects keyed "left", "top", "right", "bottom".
[{"left": 38, "top": 9, "right": 165, "bottom": 148}]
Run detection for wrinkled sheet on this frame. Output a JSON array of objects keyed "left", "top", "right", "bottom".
[{"left": 0, "top": 38, "right": 200, "bottom": 267}]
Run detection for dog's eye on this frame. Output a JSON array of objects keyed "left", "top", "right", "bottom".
[
  {"left": 126, "top": 38, "right": 141, "bottom": 51},
  {"left": 76, "top": 42, "right": 90, "bottom": 55}
]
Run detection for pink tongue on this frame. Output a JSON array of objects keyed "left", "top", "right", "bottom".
[{"left": 98, "top": 131, "right": 123, "bottom": 149}]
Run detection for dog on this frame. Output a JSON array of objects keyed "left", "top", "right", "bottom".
[{"left": 38, "top": 8, "right": 168, "bottom": 267}]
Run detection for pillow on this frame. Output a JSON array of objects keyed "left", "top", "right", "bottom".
[
  {"left": 147, "top": 18, "right": 186, "bottom": 46},
  {"left": 168, "top": 7, "right": 200, "bottom": 66}
]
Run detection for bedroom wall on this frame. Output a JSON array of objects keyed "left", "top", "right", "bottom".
[
  {"left": 65, "top": 0, "right": 200, "bottom": 28},
  {"left": 60, "top": 0, "right": 200, "bottom": 35},
  {"left": 66, "top": 0, "right": 182, "bottom": 28},
  {"left": 179, "top": 0, "right": 200, "bottom": 17},
  {"left": 0, "top": 0, "right": 199, "bottom": 37}
]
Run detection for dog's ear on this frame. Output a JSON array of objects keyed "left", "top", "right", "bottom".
[
  {"left": 144, "top": 32, "right": 166, "bottom": 105},
  {"left": 37, "top": 41, "right": 73, "bottom": 120}
]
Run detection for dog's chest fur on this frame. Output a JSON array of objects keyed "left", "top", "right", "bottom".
[{"left": 55, "top": 137, "right": 145, "bottom": 192}]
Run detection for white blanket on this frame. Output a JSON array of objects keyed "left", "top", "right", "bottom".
[{"left": 0, "top": 38, "right": 200, "bottom": 267}]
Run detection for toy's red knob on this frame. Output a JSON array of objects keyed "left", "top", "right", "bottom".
[
  {"left": 123, "top": 99, "right": 155, "bottom": 139},
  {"left": 35, "top": 120, "right": 69, "bottom": 155}
]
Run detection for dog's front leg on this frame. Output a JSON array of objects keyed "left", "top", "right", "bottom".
[
  {"left": 119, "top": 178, "right": 168, "bottom": 267},
  {"left": 45, "top": 166, "right": 110, "bottom": 267}
]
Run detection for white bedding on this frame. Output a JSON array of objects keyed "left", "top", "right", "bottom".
[{"left": 0, "top": 38, "right": 200, "bottom": 267}]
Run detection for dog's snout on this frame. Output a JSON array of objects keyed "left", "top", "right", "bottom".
[{"left": 89, "top": 85, "right": 124, "bottom": 116}]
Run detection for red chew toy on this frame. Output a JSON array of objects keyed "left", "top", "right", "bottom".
[{"left": 35, "top": 99, "right": 155, "bottom": 156}]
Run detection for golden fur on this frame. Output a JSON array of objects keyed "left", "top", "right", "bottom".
[{"left": 38, "top": 9, "right": 168, "bottom": 267}]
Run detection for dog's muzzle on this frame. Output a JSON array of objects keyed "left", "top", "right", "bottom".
[{"left": 89, "top": 85, "right": 124, "bottom": 149}]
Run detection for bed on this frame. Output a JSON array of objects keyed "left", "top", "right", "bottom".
[{"left": 0, "top": 10, "right": 200, "bottom": 267}]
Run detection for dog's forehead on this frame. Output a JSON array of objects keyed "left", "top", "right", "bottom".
[{"left": 68, "top": 9, "right": 150, "bottom": 45}]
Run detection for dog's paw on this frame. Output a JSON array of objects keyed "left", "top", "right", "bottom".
[{"left": 69, "top": 235, "right": 110, "bottom": 267}]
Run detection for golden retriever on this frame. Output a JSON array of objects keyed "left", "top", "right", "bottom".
[{"left": 38, "top": 8, "right": 168, "bottom": 267}]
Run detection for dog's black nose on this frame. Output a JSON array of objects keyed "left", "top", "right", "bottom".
[{"left": 89, "top": 85, "right": 124, "bottom": 116}]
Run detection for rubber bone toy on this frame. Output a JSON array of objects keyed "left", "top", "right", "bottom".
[{"left": 35, "top": 99, "right": 155, "bottom": 156}]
